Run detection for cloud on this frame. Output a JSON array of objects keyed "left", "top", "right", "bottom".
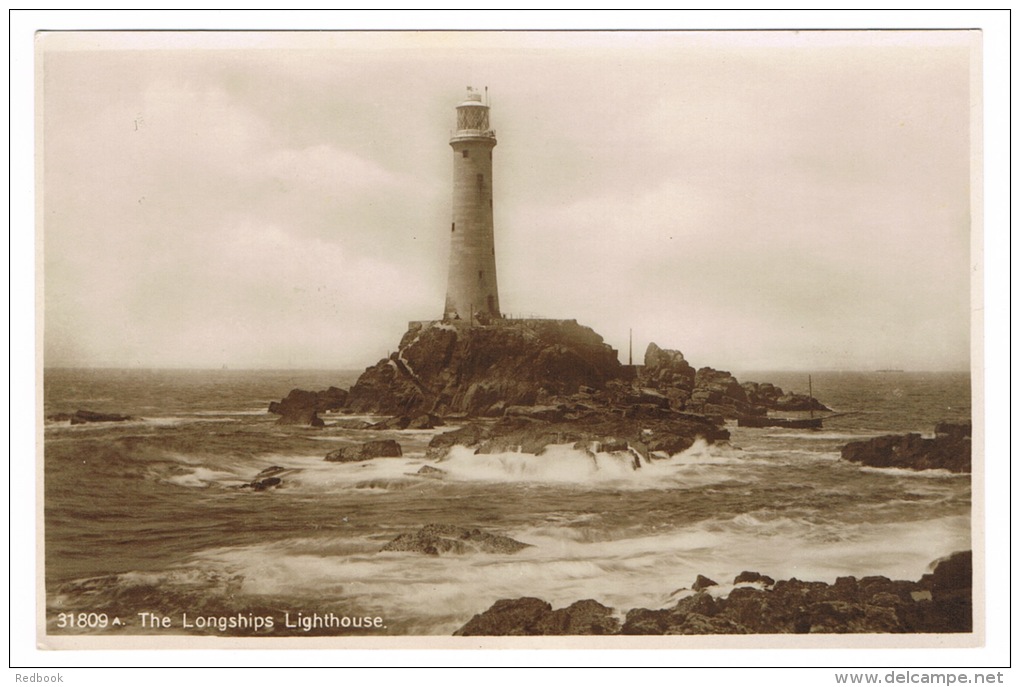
[{"left": 41, "top": 33, "right": 974, "bottom": 370}]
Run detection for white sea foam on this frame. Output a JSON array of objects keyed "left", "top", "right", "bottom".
[
  {"left": 146, "top": 416, "right": 241, "bottom": 426},
  {"left": 167, "top": 512, "right": 970, "bottom": 634},
  {"left": 166, "top": 438, "right": 774, "bottom": 494},
  {"left": 283, "top": 454, "right": 422, "bottom": 491},
  {"left": 163, "top": 466, "right": 246, "bottom": 488},
  {"left": 857, "top": 465, "right": 964, "bottom": 479},
  {"left": 429, "top": 441, "right": 752, "bottom": 490},
  {"left": 762, "top": 431, "right": 866, "bottom": 440}
]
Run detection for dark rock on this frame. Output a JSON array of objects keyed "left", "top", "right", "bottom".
[
  {"left": 425, "top": 424, "right": 490, "bottom": 461},
  {"left": 371, "top": 416, "right": 412, "bottom": 430},
  {"left": 318, "top": 386, "right": 349, "bottom": 410},
  {"left": 453, "top": 550, "right": 973, "bottom": 635},
  {"left": 324, "top": 439, "right": 403, "bottom": 463},
  {"left": 454, "top": 598, "right": 552, "bottom": 636},
  {"left": 841, "top": 426, "right": 971, "bottom": 473},
  {"left": 692, "top": 575, "right": 718, "bottom": 591},
  {"left": 381, "top": 524, "right": 530, "bottom": 555},
  {"left": 415, "top": 465, "right": 446, "bottom": 478},
  {"left": 667, "top": 613, "right": 751, "bottom": 635},
  {"left": 341, "top": 319, "right": 814, "bottom": 435},
  {"left": 831, "top": 575, "right": 863, "bottom": 602},
  {"left": 694, "top": 368, "right": 748, "bottom": 405},
  {"left": 920, "top": 551, "right": 972, "bottom": 597},
  {"left": 640, "top": 343, "right": 696, "bottom": 393},
  {"left": 934, "top": 422, "right": 971, "bottom": 440},
  {"left": 331, "top": 419, "right": 373, "bottom": 430},
  {"left": 716, "top": 586, "right": 780, "bottom": 633},
  {"left": 346, "top": 319, "right": 625, "bottom": 417},
  {"left": 504, "top": 405, "right": 566, "bottom": 422},
  {"left": 903, "top": 592, "right": 972, "bottom": 634},
  {"left": 786, "top": 590, "right": 903, "bottom": 633},
  {"left": 268, "top": 389, "right": 328, "bottom": 427},
  {"left": 632, "top": 388, "right": 671, "bottom": 408},
  {"left": 237, "top": 466, "right": 296, "bottom": 491},
  {"left": 54, "top": 410, "right": 135, "bottom": 424},
  {"left": 74, "top": 409, "right": 135, "bottom": 423},
  {"left": 804, "top": 601, "right": 867, "bottom": 633},
  {"left": 621, "top": 608, "right": 672, "bottom": 635},
  {"left": 573, "top": 435, "right": 632, "bottom": 456},
  {"left": 772, "top": 394, "right": 830, "bottom": 412},
  {"left": 624, "top": 601, "right": 743, "bottom": 635},
  {"left": 598, "top": 436, "right": 630, "bottom": 453},
  {"left": 254, "top": 466, "right": 287, "bottom": 479},
  {"left": 741, "top": 381, "right": 800, "bottom": 411},
  {"left": 666, "top": 366, "right": 801, "bottom": 419},
  {"left": 427, "top": 409, "right": 727, "bottom": 462},
  {"left": 673, "top": 591, "right": 718, "bottom": 617},
  {"left": 734, "top": 571, "right": 776, "bottom": 587},
  {"left": 408, "top": 413, "right": 444, "bottom": 430},
  {"left": 857, "top": 604, "right": 902, "bottom": 633},
  {"left": 532, "top": 599, "right": 620, "bottom": 635},
  {"left": 872, "top": 591, "right": 907, "bottom": 607},
  {"left": 476, "top": 426, "right": 586, "bottom": 456},
  {"left": 662, "top": 387, "right": 692, "bottom": 409},
  {"left": 268, "top": 387, "right": 349, "bottom": 426},
  {"left": 251, "top": 477, "right": 282, "bottom": 491},
  {"left": 239, "top": 472, "right": 286, "bottom": 491}
]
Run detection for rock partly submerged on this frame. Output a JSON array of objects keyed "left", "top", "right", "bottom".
[
  {"left": 840, "top": 422, "right": 971, "bottom": 473},
  {"left": 268, "top": 387, "right": 349, "bottom": 427},
  {"left": 415, "top": 465, "right": 447, "bottom": 478},
  {"left": 238, "top": 465, "right": 293, "bottom": 491},
  {"left": 426, "top": 405, "right": 729, "bottom": 463},
  {"left": 47, "top": 409, "right": 136, "bottom": 424},
  {"left": 324, "top": 439, "right": 403, "bottom": 463},
  {"left": 454, "top": 551, "right": 972, "bottom": 636},
  {"left": 370, "top": 413, "right": 445, "bottom": 431},
  {"left": 381, "top": 524, "right": 531, "bottom": 556}
]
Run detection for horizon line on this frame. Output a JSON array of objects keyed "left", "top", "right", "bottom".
[{"left": 41, "top": 365, "right": 973, "bottom": 374}]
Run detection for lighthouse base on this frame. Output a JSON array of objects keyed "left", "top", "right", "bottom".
[{"left": 346, "top": 318, "right": 624, "bottom": 417}]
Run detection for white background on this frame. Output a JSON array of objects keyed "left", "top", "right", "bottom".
[{"left": 8, "top": 9, "right": 1012, "bottom": 680}]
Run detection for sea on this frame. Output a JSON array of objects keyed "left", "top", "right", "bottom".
[{"left": 42, "top": 368, "right": 972, "bottom": 637}]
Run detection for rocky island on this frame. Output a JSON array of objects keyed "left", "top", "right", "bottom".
[
  {"left": 268, "top": 319, "right": 825, "bottom": 462},
  {"left": 840, "top": 422, "right": 972, "bottom": 473}
]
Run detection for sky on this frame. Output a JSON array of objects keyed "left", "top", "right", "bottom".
[{"left": 39, "top": 30, "right": 978, "bottom": 372}]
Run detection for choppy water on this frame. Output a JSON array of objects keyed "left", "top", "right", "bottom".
[{"left": 43, "top": 369, "right": 972, "bottom": 636}]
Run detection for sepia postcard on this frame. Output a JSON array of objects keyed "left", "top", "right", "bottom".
[{"left": 32, "top": 28, "right": 988, "bottom": 656}]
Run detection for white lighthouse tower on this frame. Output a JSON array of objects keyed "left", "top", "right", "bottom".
[{"left": 444, "top": 87, "right": 501, "bottom": 323}]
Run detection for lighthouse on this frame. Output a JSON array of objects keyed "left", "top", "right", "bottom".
[{"left": 444, "top": 87, "right": 501, "bottom": 323}]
